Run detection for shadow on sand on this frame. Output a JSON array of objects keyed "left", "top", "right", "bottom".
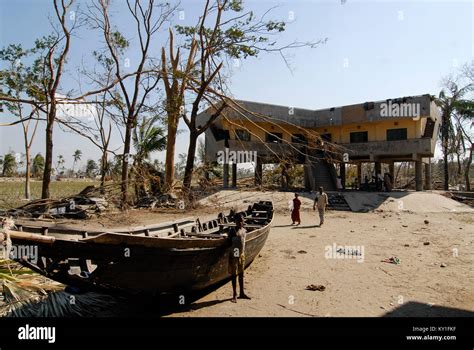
[
  {"left": 383, "top": 301, "right": 474, "bottom": 317},
  {"left": 292, "top": 225, "right": 320, "bottom": 229}
]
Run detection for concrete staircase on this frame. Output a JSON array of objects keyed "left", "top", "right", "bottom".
[{"left": 304, "top": 158, "right": 337, "bottom": 191}]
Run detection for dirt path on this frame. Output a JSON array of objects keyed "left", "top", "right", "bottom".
[
  {"left": 169, "top": 207, "right": 474, "bottom": 317},
  {"left": 6, "top": 190, "right": 473, "bottom": 317}
]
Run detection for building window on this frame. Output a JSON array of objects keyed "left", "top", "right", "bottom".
[
  {"left": 386, "top": 128, "right": 407, "bottom": 141},
  {"left": 292, "top": 134, "right": 307, "bottom": 144},
  {"left": 235, "top": 129, "right": 251, "bottom": 141},
  {"left": 350, "top": 131, "right": 368, "bottom": 143},
  {"left": 266, "top": 132, "right": 283, "bottom": 143}
]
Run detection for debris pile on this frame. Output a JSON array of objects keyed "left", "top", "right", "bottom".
[
  {"left": 135, "top": 193, "right": 181, "bottom": 209},
  {"left": 0, "top": 196, "right": 108, "bottom": 219},
  {"left": 0, "top": 185, "right": 114, "bottom": 219}
]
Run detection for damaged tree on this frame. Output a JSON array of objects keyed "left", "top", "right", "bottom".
[
  {"left": 173, "top": 0, "right": 327, "bottom": 193},
  {"left": 88, "top": 0, "right": 174, "bottom": 206}
]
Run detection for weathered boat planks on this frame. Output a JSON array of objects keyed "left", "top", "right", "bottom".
[{"left": 3, "top": 201, "right": 274, "bottom": 295}]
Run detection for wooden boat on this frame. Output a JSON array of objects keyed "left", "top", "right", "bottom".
[{"left": 2, "top": 201, "right": 273, "bottom": 296}]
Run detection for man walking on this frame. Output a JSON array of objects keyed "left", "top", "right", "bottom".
[{"left": 313, "top": 186, "right": 328, "bottom": 226}]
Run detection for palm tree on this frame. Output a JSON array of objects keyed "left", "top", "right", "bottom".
[
  {"left": 436, "top": 80, "right": 473, "bottom": 190},
  {"left": 72, "top": 149, "right": 82, "bottom": 175},
  {"left": 454, "top": 99, "right": 474, "bottom": 190},
  {"left": 55, "top": 155, "right": 66, "bottom": 176},
  {"left": 2, "top": 153, "right": 17, "bottom": 177},
  {"left": 86, "top": 159, "right": 98, "bottom": 178},
  {"left": 132, "top": 116, "right": 167, "bottom": 197},
  {"left": 32, "top": 153, "right": 45, "bottom": 178},
  {"left": 132, "top": 116, "right": 167, "bottom": 168}
]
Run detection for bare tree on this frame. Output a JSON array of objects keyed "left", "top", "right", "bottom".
[
  {"left": 88, "top": 0, "right": 173, "bottom": 206},
  {"left": 173, "top": 0, "right": 327, "bottom": 192},
  {"left": 161, "top": 30, "right": 197, "bottom": 191},
  {"left": 39, "top": 0, "right": 77, "bottom": 198},
  {"left": 0, "top": 45, "right": 43, "bottom": 199}
]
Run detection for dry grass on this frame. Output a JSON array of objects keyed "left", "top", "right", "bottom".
[{"left": 0, "top": 179, "right": 99, "bottom": 209}]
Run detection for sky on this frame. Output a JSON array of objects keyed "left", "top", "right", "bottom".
[{"left": 0, "top": 0, "right": 473, "bottom": 170}]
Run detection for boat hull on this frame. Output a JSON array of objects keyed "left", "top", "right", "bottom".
[{"left": 5, "top": 202, "right": 273, "bottom": 296}]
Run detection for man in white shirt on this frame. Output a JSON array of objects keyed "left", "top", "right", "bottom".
[{"left": 313, "top": 186, "right": 329, "bottom": 226}]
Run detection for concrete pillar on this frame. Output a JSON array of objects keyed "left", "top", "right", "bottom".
[
  {"left": 255, "top": 158, "right": 262, "bottom": 185},
  {"left": 357, "top": 163, "right": 362, "bottom": 186},
  {"left": 231, "top": 163, "right": 237, "bottom": 188},
  {"left": 374, "top": 161, "right": 382, "bottom": 191},
  {"left": 304, "top": 165, "right": 311, "bottom": 191},
  {"left": 375, "top": 161, "right": 381, "bottom": 176},
  {"left": 415, "top": 160, "right": 423, "bottom": 191},
  {"left": 223, "top": 163, "right": 229, "bottom": 188},
  {"left": 389, "top": 162, "right": 395, "bottom": 180},
  {"left": 340, "top": 163, "right": 346, "bottom": 189},
  {"left": 424, "top": 161, "right": 432, "bottom": 190}
]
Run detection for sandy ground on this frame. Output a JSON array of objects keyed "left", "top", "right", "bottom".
[
  {"left": 166, "top": 191, "right": 474, "bottom": 317},
  {"left": 5, "top": 190, "right": 474, "bottom": 317}
]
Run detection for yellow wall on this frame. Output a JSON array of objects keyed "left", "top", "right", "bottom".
[{"left": 224, "top": 118, "right": 423, "bottom": 144}]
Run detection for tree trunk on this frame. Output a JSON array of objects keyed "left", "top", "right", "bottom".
[
  {"left": 121, "top": 122, "right": 132, "bottom": 206},
  {"left": 465, "top": 145, "right": 472, "bottom": 191},
  {"left": 100, "top": 151, "right": 108, "bottom": 189},
  {"left": 183, "top": 131, "right": 198, "bottom": 191},
  {"left": 442, "top": 118, "right": 449, "bottom": 190},
  {"left": 456, "top": 152, "right": 462, "bottom": 177},
  {"left": 164, "top": 115, "right": 178, "bottom": 192},
  {"left": 443, "top": 150, "right": 449, "bottom": 190},
  {"left": 25, "top": 146, "right": 31, "bottom": 200},
  {"left": 41, "top": 114, "right": 54, "bottom": 199},
  {"left": 23, "top": 127, "right": 31, "bottom": 200}
]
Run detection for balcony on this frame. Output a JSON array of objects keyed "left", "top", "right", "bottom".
[
  {"left": 339, "top": 138, "right": 435, "bottom": 159},
  {"left": 209, "top": 137, "right": 436, "bottom": 163},
  {"left": 213, "top": 139, "right": 306, "bottom": 162}
]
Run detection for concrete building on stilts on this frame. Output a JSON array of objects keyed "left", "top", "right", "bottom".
[{"left": 197, "top": 94, "right": 441, "bottom": 192}]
